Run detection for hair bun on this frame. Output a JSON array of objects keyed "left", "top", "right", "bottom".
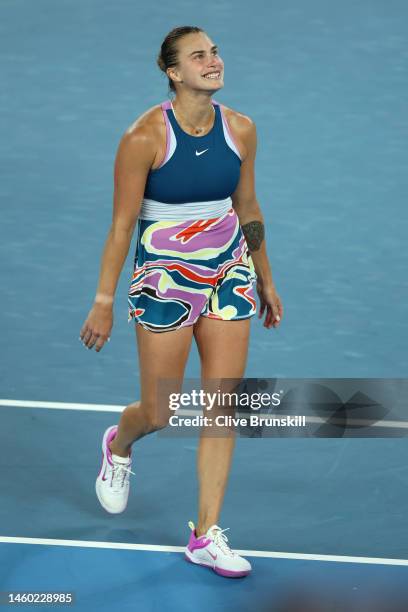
[{"left": 157, "top": 54, "right": 166, "bottom": 72}]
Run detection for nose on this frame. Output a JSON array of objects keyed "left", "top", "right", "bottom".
[{"left": 206, "top": 57, "right": 221, "bottom": 71}]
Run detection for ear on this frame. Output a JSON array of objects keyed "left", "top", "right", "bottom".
[{"left": 167, "top": 67, "right": 182, "bottom": 84}]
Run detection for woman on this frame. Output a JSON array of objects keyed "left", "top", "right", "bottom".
[{"left": 80, "top": 26, "right": 283, "bottom": 578}]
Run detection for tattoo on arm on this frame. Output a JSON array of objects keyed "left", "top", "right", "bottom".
[{"left": 241, "top": 221, "right": 265, "bottom": 252}]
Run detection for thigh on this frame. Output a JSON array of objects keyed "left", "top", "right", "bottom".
[
  {"left": 136, "top": 323, "right": 194, "bottom": 425},
  {"left": 193, "top": 317, "right": 251, "bottom": 379},
  {"left": 193, "top": 318, "right": 251, "bottom": 425}
]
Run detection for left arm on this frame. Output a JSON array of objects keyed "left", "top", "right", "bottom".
[
  {"left": 230, "top": 115, "right": 283, "bottom": 328},
  {"left": 231, "top": 118, "right": 273, "bottom": 286}
]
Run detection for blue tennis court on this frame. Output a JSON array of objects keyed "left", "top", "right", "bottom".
[{"left": 1, "top": 0, "right": 407, "bottom": 610}]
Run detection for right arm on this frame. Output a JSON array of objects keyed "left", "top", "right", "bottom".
[{"left": 80, "top": 124, "right": 157, "bottom": 351}]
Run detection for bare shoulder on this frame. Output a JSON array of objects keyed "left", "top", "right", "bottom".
[
  {"left": 117, "top": 104, "right": 165, "bottom": 169},
  {"left": 219, "top": 104, "right": 256, "bottom": 160},
  {"left": 125, "top": 103, "right": 165, "bottom": 137},
  {"left": 221, "top": 104, "right": 255, "bottom": 132}
]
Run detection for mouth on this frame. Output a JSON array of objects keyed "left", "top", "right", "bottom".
[{"left": 202, "top": 71, "right": 222, "bottom": 80}]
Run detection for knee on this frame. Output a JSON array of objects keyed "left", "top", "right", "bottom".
[{"left": 140, "top": 400, "right": 170, "bottom": 433}]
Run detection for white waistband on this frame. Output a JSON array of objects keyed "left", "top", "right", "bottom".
[{"left": 139, "top": 196, "right": 233, "bottom": 220}]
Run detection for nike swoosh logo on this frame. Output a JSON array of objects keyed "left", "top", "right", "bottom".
[
  {"left": 196, "top": 149, "right": 209, "bottom": 156},
  {"left": 207, "top": 550, "right": 217, "bottom": 561}
]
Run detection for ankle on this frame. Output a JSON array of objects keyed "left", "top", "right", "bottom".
[
  {"left": 108, "top": 440, "right": 130, "bottom": 459},
  {"left": 195, "top": 524, "right": 213, "bottom": 538}
]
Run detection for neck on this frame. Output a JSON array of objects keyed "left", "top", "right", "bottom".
[{"left": 171, "top": 92, "right": 214, "bottom": 127}]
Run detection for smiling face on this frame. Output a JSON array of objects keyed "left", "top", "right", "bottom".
[{"left": 167, "top": 32, "right": 224, "bottom": 93}]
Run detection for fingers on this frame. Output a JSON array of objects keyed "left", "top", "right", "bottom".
[
  {"left": 257, "top": 286, "right": 283, "bottom": 329},
  {"left": 94, "top": 334, "right": 110, "bottom": 352},
  {"left": 98, "top": 331, "right": 112, "bottom": 351},
  {"left": 80, "top": 327, "right": 92, "bottom": 346},
  {"left": 258, "top": 299, "right": 274, "bottom": 328},
  {"left": 79, "top": 327, "right": 111, "bottom": 352},
  {"left": 273, "top": 300, "right": 283, "bottom": 327},
  {"left": 271, "top": 301, "right": 282, "bottom": 327},
  {"left": 260, "top": 303, "right": 282, "bottom": 329},
  {"left": 264, "top": 305, "right": 273, "bottom": 328}
]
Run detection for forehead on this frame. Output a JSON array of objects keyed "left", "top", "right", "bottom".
[{"left": 178, "top": 32, "right": 215, "bottom": 56}]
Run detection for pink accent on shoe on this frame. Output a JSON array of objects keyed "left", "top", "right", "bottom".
[
  {"left": 214, "top": 566, "right": 251, "bottom": 578},
  {"left": 187, "top": 530, "right": 212, "bottom": 553},
  {"left": 103, "top": 426, "right": 132, "bottom": 467},
  {"left": 184, "top": 554, "right": 250, "bottom": 578},
  {"left": 106, "top": 427, "right": 118, "bottom": 466}
]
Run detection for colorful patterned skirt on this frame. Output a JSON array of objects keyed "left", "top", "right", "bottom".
[{"left": 128, "top": 207, "right": 257, "bottom": 333}]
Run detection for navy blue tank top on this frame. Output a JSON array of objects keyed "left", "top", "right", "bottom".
[{"left": 143, "top": 99, "right": 242, "bottom": 206}]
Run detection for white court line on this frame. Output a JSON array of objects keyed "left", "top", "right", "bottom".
[
  {"left": 0, "top": 536, "right": 407, "bottom": 566},
  {"left": 1, "top": 399, "right": 407, "bottom": 429},
  {"left": 0, "top": 399, "right": 124, "bottom": 413}
]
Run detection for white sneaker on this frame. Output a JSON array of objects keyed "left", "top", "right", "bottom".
[
  {"left": 184, "top": 521, "right": 252, "bottom": 578},
  {"left": 95, "top": 425, "right": 135, "bottom": 514}
]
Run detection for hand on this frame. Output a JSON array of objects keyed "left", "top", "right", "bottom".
[
  {"left": 79, "top": 302, "right": 113, "bottom": 352},
  {"left": 256, "top": 281, "right": 283, "bottom": 329}
]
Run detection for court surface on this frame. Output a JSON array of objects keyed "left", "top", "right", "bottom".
[{"left": 1, "top": 0, "right": 407, "bottom": 610}]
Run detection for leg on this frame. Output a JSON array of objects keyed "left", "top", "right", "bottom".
[
  {"left": 193, "top": 317, "right": 251, "bottom": 536},
  {"left": 109, "top": 322, "right": 194, "bottom": 457}
]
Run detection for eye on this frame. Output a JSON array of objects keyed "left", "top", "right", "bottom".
[{"left": 193, "top": 50, "right": 218, "bottom": 59}]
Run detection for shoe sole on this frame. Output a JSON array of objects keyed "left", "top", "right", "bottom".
[
  {"left": 184, "top": 549, "right": 251, "bottom": 578},
  {"left": 95, "top": 426, "right": 128, "bottom": 514}
]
